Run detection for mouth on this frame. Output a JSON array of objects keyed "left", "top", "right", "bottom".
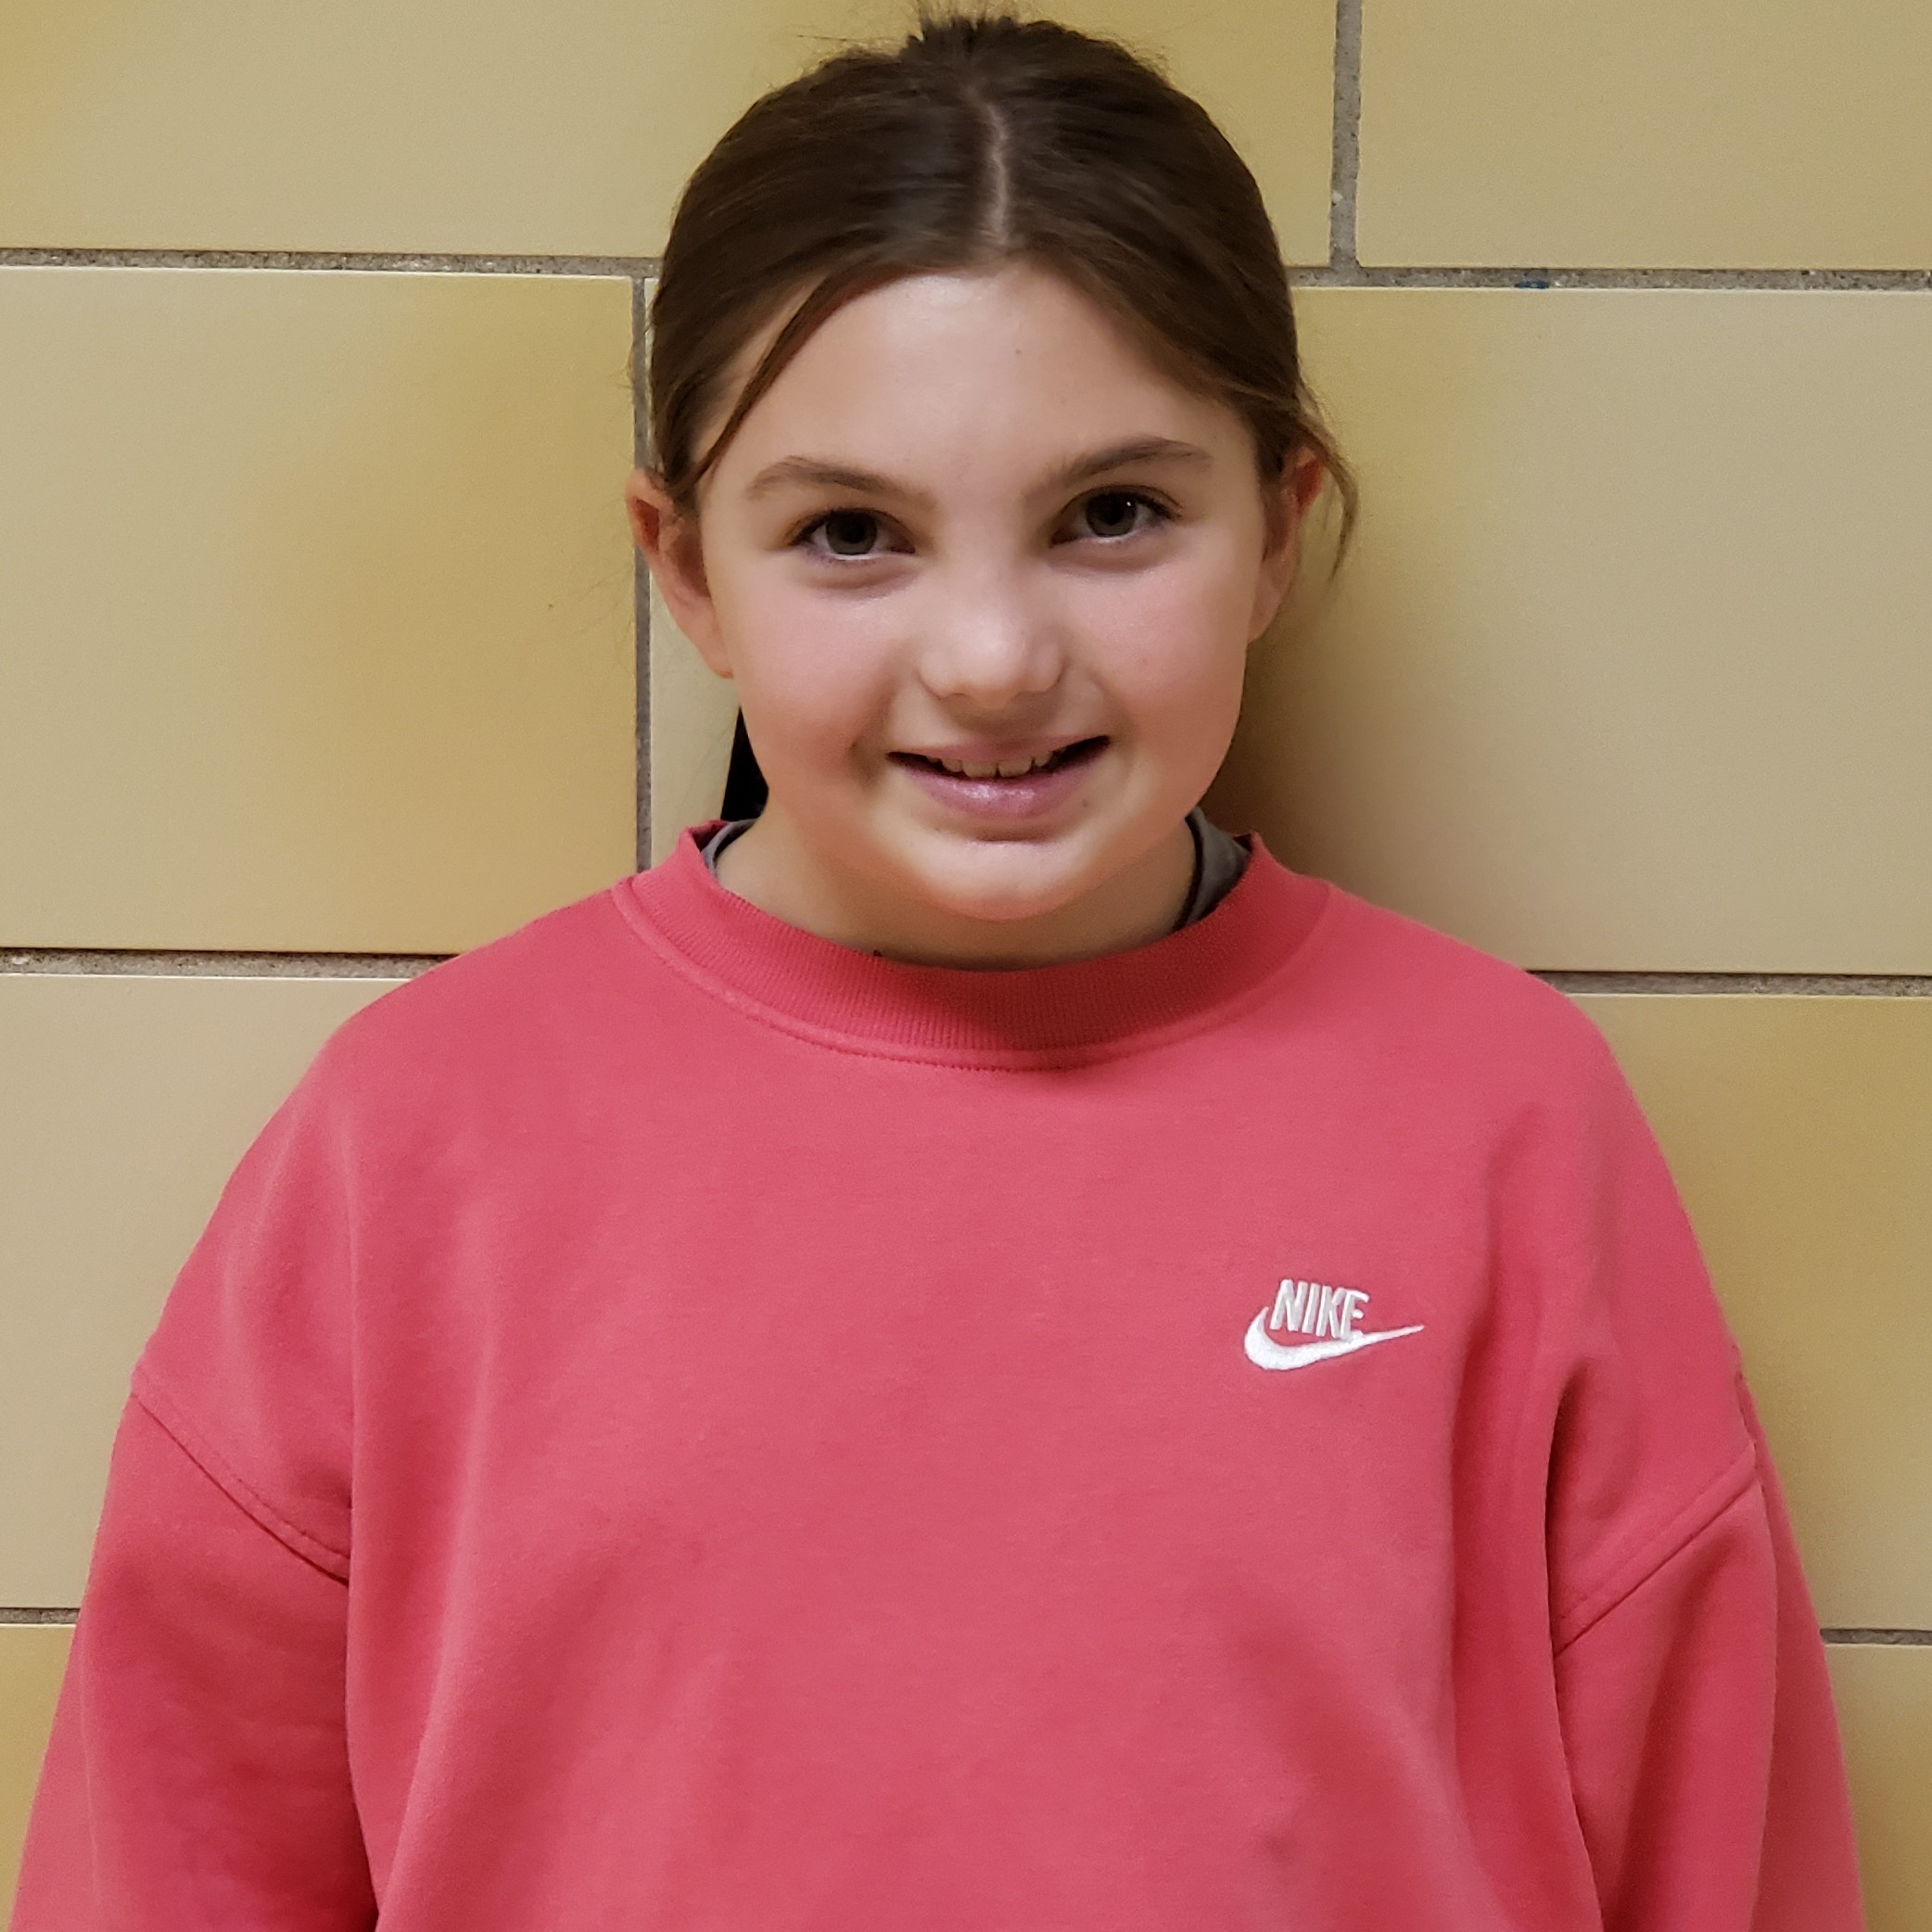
[{"left": 888, "top": 736, "right": 1109, "bottom": 782}]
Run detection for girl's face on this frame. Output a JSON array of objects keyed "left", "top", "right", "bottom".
[{"left": 629, "top": 262, "right": 1316, "bottom": 968}]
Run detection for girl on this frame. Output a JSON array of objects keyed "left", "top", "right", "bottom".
[{"left": 16, "top": 11, "right": 1864, "bottom": 1928}]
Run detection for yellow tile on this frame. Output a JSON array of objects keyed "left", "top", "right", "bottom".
[
  {"left": 0, "top": 0, "right": 1332, "bottom": 263},
  {"left": 0, "top": 1625, "right": 71, "bottom": 1919},
  {"left": 0, "top": 267, "right": 637, "bottom": 953},
  {"left": 1357, "top": 0, "right": 1932, "bottom": 269},
  {"left": 649, "top": 584, "right": 740, "bottom": 867},
  {"left": 1206, "top": 288, "right": 1932, "bottom": 972},
  {"left": 1574, "top": 997, "right": 1932, "bottom": 1629},
  {"left": 0, "top": 974, "right": 402, "bottom": 1606},
  {"left": 1828, "top": 1646, "right": 1932, "bottom": 1932}
]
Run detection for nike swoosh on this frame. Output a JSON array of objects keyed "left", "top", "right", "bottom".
[{"left": 1243, "top": 1312, "right": 1425, "bottom": 1372}]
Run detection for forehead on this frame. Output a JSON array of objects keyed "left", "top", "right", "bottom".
[{"left": 705, "top": 263, "right": 1239, "bottom": 479}]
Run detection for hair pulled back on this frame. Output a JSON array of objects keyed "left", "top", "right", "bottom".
[{"left": 643, "top": 6, "right": 1354, "bottom": 553}]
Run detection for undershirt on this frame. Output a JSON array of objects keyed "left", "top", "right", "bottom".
[
  {"left": 15, "top": 821, "right": 1864, "bottom": 1931},
  {"left": 699, "top": 802, "right": 1251, "bottom": 932}
]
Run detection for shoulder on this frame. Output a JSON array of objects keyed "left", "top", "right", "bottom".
[
  {"left": 281, "top": 876, "right": 666, "bottom": 1137},
  {"left": 1301, "top": 878, "right": 1625, "bottom": 1113}
]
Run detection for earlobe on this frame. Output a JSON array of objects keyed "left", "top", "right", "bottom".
[{"left": 625, "top": 468, "right": 731, "bottom": 677}]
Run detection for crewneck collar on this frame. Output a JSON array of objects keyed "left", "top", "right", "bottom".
[{"left": 613, "top": 821, "right": 1339, "bottom": 1066}]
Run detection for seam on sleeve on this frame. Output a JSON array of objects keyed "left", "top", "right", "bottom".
[
  {"left": 132, "top": 1366, "right": 351, "bottom": 1581},
  {"left": 1552, "top": 1439, "right": 1759, "bottom": 1655}
]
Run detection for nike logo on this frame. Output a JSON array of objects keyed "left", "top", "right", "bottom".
[
  {"left": 1243, "top": 1314, "right": 1425, "bottom": 1371},
  {"left": 1244, "top": 1277, "right": 1424, "bottom": 1372}
]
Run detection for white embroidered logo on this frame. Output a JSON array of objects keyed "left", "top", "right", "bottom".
[{"left": 1243, "top": 1277, "right": 1424, "bottom": 1372}]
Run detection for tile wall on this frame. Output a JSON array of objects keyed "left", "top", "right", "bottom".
[{"left": 3, "top": 0, "right": 1926, "bottom": 1916}]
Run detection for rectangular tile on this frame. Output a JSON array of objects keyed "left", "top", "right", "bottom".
[
  {"left": 1207, "top": 288, "right": 1932, "bottom": 972},
  {"left": 0, "top": 975, "right": 403, "bottom": 1606},
  {"left": 0, "top": 0, "right": 1333, "bottom": 262},
  {"left": 1576, "top": 997, "right": 1932, "bottom": 1630},
  {"left": 0, "top": 1626, "right": 70, "bottom": 1919},
  {"left": 1357, "top": 0, "right": 1932, "bottom": 268},
  {"left": 0, "top": 268, "right": 637, "bottom": 953},
  {"left": 648, "top": 585, "right": 740, "bottom": 867},
  {"left": 1828, "top": 1645, "right": 1932, "bottom": 1932}
]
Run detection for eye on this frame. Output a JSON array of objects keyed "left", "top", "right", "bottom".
[
  {"left": 795, "top": 509, "right": 895, "bottom": 560},
  {"left": 1070, "top": 489, "right": 1170, "bottom": 543}
]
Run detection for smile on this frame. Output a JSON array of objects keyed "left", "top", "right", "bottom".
[{"left": 891, "top": 737, "right": 1107, "bottom": 781}]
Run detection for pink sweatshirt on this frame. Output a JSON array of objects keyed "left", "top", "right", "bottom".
[{"left": 15, "top": 825, "right": 1863, "bottom": 1930}]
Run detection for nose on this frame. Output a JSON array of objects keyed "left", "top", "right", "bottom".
[{"left": 913, "top": 563, "right": 1065, "bottom": 708}]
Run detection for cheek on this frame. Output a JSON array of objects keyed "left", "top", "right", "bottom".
[
  {"left": 723, "top": 579, "right": 897, "bottom": 756},
  {"left": 1077, "top": 559, "right": 1252, "bottom": 724}
]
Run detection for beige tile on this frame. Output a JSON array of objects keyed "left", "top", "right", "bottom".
[
  {"left": 1357, "top": 0, "right": 1932, "bottom": 268},
  {"left": 0, "top": 0, "right": 1332, "bottom": 262},
  {"left": 0, "top": 1626, "right": 71, "bottom": 1919},
  {"left": 648, "top": 584, "right": 740, "bottom": 867},
  {"left": 1027, "top": 0, "right": 1335, "bottom": 267},
  {"left": 1575, "top": 997, "right": 1932, "bottom": 1630},
  {"left": 0, "top": 268, "right": 637, "bottom": 953},
  {"left": 1207, "top": 288, "right": 1932, "bottom": 972},
  {"left": 1827, "top": 1646, "right": 1932, "bottom": 1932},
  {"left": 0, "top": 974, "right": 402, "bottom": 1607}
]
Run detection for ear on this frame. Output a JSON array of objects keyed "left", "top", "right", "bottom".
[
  {"left": 1246, "top": 448, "right": 1327, "bottom": 642},
  {"left": 625, "top": 468, "right": 732, "bottom": 679}
]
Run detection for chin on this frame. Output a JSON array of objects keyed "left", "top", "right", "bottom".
[{"left": 895, "top": 844, "right": 1100, "bottom": 927}]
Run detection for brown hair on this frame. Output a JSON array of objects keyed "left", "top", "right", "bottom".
[
  {"left": 642, "top": 5, "right": 1354, "bottom": 554},
  {"left": 641, "top": 6, "right": 1355, "bottom": 817}
]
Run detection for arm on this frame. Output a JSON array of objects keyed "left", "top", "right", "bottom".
[
  {"left": 10, "top": 1395, "right": 375, "bottom": 1930},
  {"left": 1552, "top": 1379, "right": 1863, "bottom": 1931}
]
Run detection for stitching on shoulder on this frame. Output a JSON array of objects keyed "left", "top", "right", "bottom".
[
  {"left": 1552, "top": 1438, "right": 1759, "bottom": 1654},
  {"left": 132, "top": 1366, "right": 350, "bottom": 1581}
]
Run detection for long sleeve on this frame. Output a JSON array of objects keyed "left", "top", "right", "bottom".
[
  {"left": 1552, "top": 1371, "right": 1864, "bottom": 1931},
  {"left": 9, "top": 1394, "right": 375, "bottom": 1930}
]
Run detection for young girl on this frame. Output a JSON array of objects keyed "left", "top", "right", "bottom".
[{"left": 16, "top": 11, "right": 1864, "bottom": 1929}]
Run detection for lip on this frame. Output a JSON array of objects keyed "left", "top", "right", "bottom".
[
  {"left": 891, "top": 734, "right": 1099, "bottom": 771},
  {"left": 888, "top": 735, "right": 1108, "bottom": 822}
]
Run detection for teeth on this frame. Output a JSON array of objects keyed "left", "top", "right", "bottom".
[{"left": 934, "top": 750, "right": 1060, "bottom": 779}]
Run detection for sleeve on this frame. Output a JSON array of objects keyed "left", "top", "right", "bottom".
[
  {"left": 10, "top": 1397, "right": 376, "bottom": 1930},
  {"left": 11, "top": 1030, "right": 379, "bottom": 1930},
  {"left": 1539, "top": 1034, "right": 1865, "bottom": 1932},
  {"left": 1553, "top": 1379, "right": 1863, "bottom": 1931}
]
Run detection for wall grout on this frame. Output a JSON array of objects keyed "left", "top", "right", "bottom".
[
  {"left": 2, "top": 246, "right": 1926, "bottom": 297},
  {"left": 1821, "top": 1629, "right": 1932, "bottom": 1646},
  {"left": 1327, "top": 0, "right": 1363, "bottom": 272},
  {"left": 3, "top": 950, "right": 444, "bottom": 978},
  {"left": 0, "top": 247, "right": 655, "bottom": 277},
  {"left": 1539, "top": 972, "right": 1932, "bottom": 997},
  {"left": 631, "top": 274, "right": 655, "bottom": 871},
  {"left": 1300, "top": 263, "right": 1932, "bottom": 292},
  {"left": 6, "top": 952, "right": 1929, "bottom": 991},
  {"left": 0, "top": 1609, "right": 79, "bottom": 1625}
]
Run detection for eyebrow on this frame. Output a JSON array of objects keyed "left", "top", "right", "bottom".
[{"left": 742, "top": 436, "right": 1214, "bottom": 508}]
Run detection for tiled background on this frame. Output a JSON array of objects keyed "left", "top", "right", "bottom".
[{"left": 3, "top": 0, "right": 1927, "bottom": 1917}]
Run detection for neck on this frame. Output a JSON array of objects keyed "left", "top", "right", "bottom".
[{"left": 711, "top": 806, "right": 1198, "bottom": 970}]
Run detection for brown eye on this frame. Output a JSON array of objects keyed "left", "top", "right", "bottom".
[
  {"left": 805, "top": 510, "right": 884, "bottom": 558},
  {"left": 1077, "top": 490, "right": 1164, "bottom": 541}
]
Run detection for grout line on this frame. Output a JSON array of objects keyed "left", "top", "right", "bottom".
[
  {"left": 0, "top": 1604, "right": 1917, "bottom": 1641},
  {"left": 0, "top": 247, "right": 658, "bottom": 277},
  {"left": 0, "top": 251, "right": 1923, "bottom": 299},
  {"left": 632, "top": 273, "right": 655, "bottom": 872},
  {"left": 9, "top": 956, "right": 1926, "bottom": 992},
  {"left": 1299, "top": 263, "right": 1932, "bottom": 292},
  {"left": 1539, "top": 971, "right": 1932, "bottom": 997},
  {"left": 3, "top": 949, "right": 445, "bottom": 979},
  {"left": 1327, "top": 0, "right": 1364, "bottom": 272}
]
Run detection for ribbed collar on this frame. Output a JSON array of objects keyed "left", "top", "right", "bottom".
[{"left": 612, "top": 820, "right": 1340, "bottom": 1066}]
